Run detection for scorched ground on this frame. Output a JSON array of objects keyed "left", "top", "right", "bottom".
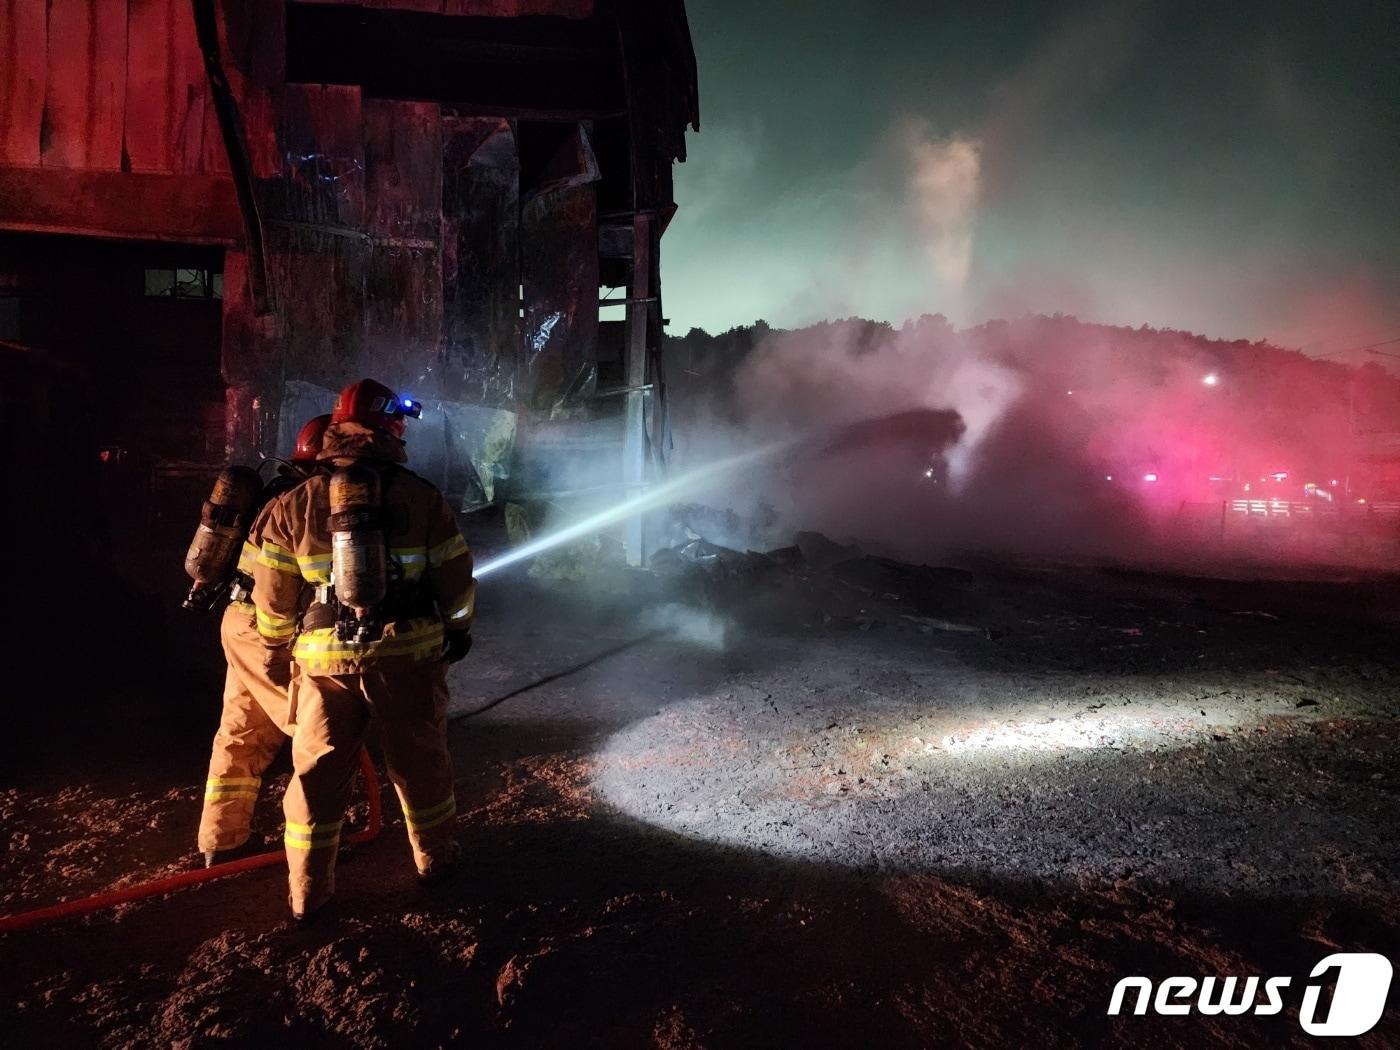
[{"left": 3, "top": 550, "right": 1398, "bottom": 1048}]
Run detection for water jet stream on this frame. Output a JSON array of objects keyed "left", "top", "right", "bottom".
[{"left": 473, "top": 440, "right": 791, "bottom": 578}]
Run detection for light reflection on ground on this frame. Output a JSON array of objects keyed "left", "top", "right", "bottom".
[
  {"left": 939, "top": 714, "right": 1212, "bottom": 752},
  {"left": 591, "top": 684, "right": 1396, "bottom": 896}
]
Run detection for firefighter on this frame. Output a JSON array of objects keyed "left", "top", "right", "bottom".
[
  {"left": 250, "top": 379, "right": 475, "bottom": 919},
  {"left": 196, "top": 414, "right": 331, "bottom": 867}
]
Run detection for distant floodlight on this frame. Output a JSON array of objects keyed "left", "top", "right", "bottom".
[
  {"left": 1271, "top": 471, "right": 1288, "bottom": 481},
  {"left": 1202, "top": 373, "right": 1219, "bottom": 386},
  {"left": 1066, "top": 389, "right": 1074, "bottom": 396},
  {"left": 923, "top": 468, "right": 934, "bottom": 478},
  {"left": 1143, "top": 472, "right": 1158, "bottom": 483},
  {"left": 1105, "top": 474, "right": 1113, "bottom": 481}
]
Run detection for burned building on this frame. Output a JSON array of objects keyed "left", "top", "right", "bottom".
[{"left": 1, "top": 0, "right": 698, "bottom": 561}]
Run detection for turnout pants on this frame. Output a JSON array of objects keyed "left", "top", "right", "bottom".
[
  {"left": 197, "top": 605, "right": 292, "bottom": 852},
  {"left": 283, "top": 661, "right": 457, "bottom": 913}
]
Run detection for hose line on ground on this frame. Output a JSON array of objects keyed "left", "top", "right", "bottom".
[{"left": 0, "top": 747, "right": 383, "bottom": 934}]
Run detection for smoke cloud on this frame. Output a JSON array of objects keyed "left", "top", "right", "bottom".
[
  {"left": 665, "top": 313, "right": 1400, "bottom": 572},
  {"left": 903, "top": 127, "right": 982, "bottom": 291},
  {"left": 641, "top": 604, "right": 731, "bottom": 651}
]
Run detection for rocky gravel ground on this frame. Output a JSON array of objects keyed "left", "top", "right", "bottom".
[{"left": 3, "top": 550, "right": 1399, "bottom": 1047}]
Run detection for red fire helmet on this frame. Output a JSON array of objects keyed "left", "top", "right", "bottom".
[
  {"left": 330, "top": 378, "right": 422, "bottom": 437},
  {"left": 291, "top": 413, "right": 332, "bottom": 464}
]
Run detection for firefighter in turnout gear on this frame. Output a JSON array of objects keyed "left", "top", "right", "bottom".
[
  {"left": 196, "top": 414, "right": 332, "bottom": 867},
  {"left": 250, "top": 379, "right": 476, "bottom": 919}
]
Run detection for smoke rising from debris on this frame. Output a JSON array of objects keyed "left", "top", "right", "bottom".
[
  {"left": 666, "top": 314, "right": 1400, "bottom": 570},
  {"left": 640, "top": 604, "right": 730, "bottom": 651},
  {"left": 729, "top": 316, "right": 1017, "bottom": 490}
]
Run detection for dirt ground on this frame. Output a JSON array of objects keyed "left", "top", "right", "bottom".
[{"left": 3, "top": 543, "right": 1399, "bottom": 1048}]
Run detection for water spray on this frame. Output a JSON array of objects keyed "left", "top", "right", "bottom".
[{"left": 473, "top": 440, "right": 792, "bottom": 579}]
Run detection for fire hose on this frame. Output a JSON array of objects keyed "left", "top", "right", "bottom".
[{"left": 0, "top": 747, "right": 382, "bottom": 934}]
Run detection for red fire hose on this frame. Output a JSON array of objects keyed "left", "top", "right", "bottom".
[{"left": 0, "top": 747, "right": 383, "bottom": 934}]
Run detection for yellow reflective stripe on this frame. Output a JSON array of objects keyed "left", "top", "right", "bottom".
[
  {"left": 405, "top": 795, "right": 456, "bottom": 831},
  {"left": 444, "top": 590, "right": 475, "bottom": 623},
  {"left": 294, "top": 622, "right": 444, "bottom": 650},
  {"left": 256, "top": 608, "right": 295, "bottom": 640},
  {"left": 257, "top": 542, "right": 300, "bottom": 575},
  {"left": 236, "top": 541, "right": 259, "bottom": 575},
  {"left": 390, "top": 547, "right": 427, "bottom": 580},
  {"left": 284, "top": 819, "right": 343, "bottom": 850},
  {"left": 205, "top": 775, "right": 260, "bottom": 801},
  {"left": 205, "top": 788, "right": 258, "bottom": 801},
  {"left": 292, "top": 620, "right": 444, "bottom": 666},
  {"left": 428, "top": 534, "right": 469, "bottom": 568},
  {"left": 294, "top": 552, "right": 333, "bottom": 585},
  {"left": 284, "top": 833, "right": 341, "bottom": 850},
  {"left": 296, "top": 638, "right": 444, "bottom": 659}
]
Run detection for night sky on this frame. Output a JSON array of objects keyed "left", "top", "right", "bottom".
[{"left": 665, "top": 1, "right": 1400, "bottom": 358}]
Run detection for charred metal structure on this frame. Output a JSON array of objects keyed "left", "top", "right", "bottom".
[{"left": 1, "top": 0, "right": 698, "bottom": 561}]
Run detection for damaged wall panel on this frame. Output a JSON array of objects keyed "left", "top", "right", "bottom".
[
  {"left": 521, "top": 173, "right": 599, "bottom": 411},
  {"left": 0, "top": 0, "right": 47, "bottom": 166},
  {"left": 0, "top": 167, "right": 241, "bottom": 242},
  {"left": 268, "top": 225, "right": 367, "bottom": 388},
  {"left": 42, "top": 0, "right": 129, "bottom": 171},
  {"left": 222, "top": 248, "right": 281, "bottom": 462},
  {"left": 363, "top": 244, "right": 443, "bottom": 384},
  {"left": 442, "top": 117, "right": 519, "bottom": 406},
  {"left": 365, "top": 100, "right": 441, "bottom": 243},
  {"left": 125, "top": 0, "right": 208, "bottom": 172},
  {"left": 271, "top": 83, "right": 365, "bottom": 230},
  {"left": 363, "top": 100, "right": 444, "bottom": 395},
  {"left": 0, "top": 0, "right": 698, "bottom": 509},
  {"left": 215, "top": 0, "right": 284, "bottom": 179}
]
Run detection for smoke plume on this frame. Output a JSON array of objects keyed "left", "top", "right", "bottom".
[
  {"left": 903, "top": 127, "right": 982, "bottom": 292},
  {"left": 665, "top": 314, "right": 1400, "bottom": 571}
]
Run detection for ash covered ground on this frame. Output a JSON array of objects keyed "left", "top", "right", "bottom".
[{"left": 3, "top": 538, "right": 1400, "bottom": 1048}]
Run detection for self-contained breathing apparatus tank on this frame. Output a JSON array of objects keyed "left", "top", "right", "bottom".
[
  {"left": 183, "top": 466, "right": 264, "bottom": 610},
  {"left": 328, "top": 465, "right": 389, "bottom": 644}
]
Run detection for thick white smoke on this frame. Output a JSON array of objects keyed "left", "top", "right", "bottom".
[
  {"left": 729, "top": 317, "right": 1021, "bottom": 489},
  {"left": 903, "top": 126, "right": 983, "bottom": 292}
]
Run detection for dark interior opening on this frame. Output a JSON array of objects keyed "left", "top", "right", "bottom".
[{"left": 0, "top": 232, "right": 226, "bottom": 532}]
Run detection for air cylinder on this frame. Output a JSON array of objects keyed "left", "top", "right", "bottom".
[
  {"left": 183, "top": 466, "right": 263, "bottom": 608},
  {"left": 328, "top": 465, "right": 386, "bottom": 616}
]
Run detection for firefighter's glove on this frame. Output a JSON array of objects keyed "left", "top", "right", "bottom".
[
  {"left": 442, "top": 631, "right": 473, "bottom": 664},
  {"left": 265, "top": 647, "right": 293, "bottom": 688}
]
